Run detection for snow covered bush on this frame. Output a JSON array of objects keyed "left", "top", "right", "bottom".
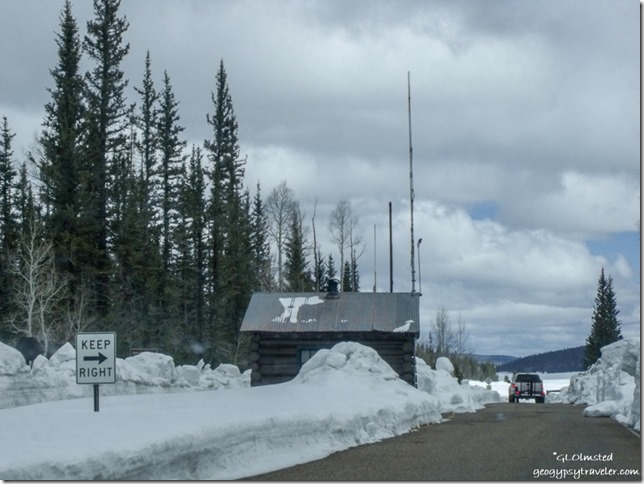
[{"left": 558, "top": 338, "right": 640, "bottom": 429}]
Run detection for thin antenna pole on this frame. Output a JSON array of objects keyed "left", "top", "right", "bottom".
[
  {"left": 373, "top": 224, "right": 377, "bottom": 293},
  {"left": 417, "top": 238, "right": 423, "bottom": 295},
  {"left": 389, "top": 201, "right": 393, "bottom": 293},
  {"left": 408, "top": 71, "right": 416, "bottom": 295}
]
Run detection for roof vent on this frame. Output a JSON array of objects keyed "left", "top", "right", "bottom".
[{"left": 326, "top": 278, "right": 340, "bottom": 299}]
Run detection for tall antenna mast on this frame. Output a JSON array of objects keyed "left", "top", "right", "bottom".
[
  {"left": 408, "top": 71, "right": 416, "bottom": 295},
  {"left": 389, "top": 201, "right": 393, "bottom": 293},
  {"left": 373, "top": 224, "right": 377, "bottom": 293}
]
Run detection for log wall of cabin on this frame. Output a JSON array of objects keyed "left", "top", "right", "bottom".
[{"left": 247, "top": 332, "right": 417, "bottom": 387}]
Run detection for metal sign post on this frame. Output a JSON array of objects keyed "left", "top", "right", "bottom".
[{"left": 76, "top": 332, "right": 116, "bottom": 412}]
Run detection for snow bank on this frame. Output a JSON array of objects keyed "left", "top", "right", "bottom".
[
  {"left": 0, "top": 341, "right": 27, "bottom": 375},
  {"left": 295, "top": 342, "right": 400, "bottom": 384},
  {"left": 0, "top": 340, "right": 250, "bottom": 410},
  {"left": 1, "top": 340, "right": 498, "bottom": 416},
  {"left": 0, "top": 342, "right": 444, "bottom": 480},
  {"left": 415, "top": 356, "right": 500, "bottom": 413},
  {"left": 435, "top": 356, "right": 454, "bottom": 374},
  {"left": 553, "top": 338, "right": 640, "bottom": 429}
]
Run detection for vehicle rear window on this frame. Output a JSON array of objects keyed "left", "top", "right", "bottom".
[{"left": 515, "top": 374, "right": 541, "bottom": 383}]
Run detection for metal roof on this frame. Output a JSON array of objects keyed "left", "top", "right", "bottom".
[{"left": 240, "top": 292, "right": 420, "bottom": 334}]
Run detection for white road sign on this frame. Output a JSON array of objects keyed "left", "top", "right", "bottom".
[{"left": 76, "top": 332, "right": 116, "bottom": 384}]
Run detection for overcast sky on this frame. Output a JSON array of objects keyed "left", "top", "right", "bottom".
[{"left": 0, "top": 0, "right": 640, "bottom": 357}]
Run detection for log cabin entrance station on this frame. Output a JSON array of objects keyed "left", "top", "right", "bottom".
[{"left": 240, "top": 285, "right": 420, "bottom": 387}]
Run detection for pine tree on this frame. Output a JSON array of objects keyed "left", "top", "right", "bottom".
[
  {"left": 0, "top": 116, "right": 18, "bottom": 327},
  {"left": 106, "top": 147, "right": 147, "bottom": 345},
  {"left": 129, "top": 51, "right": 162, "bottom": 334},
  {"left": 350, "top": 254, "right": 360, "bottom": 292},
  {"left": 325, "top": 253, "right": 337, "bottom": 290},
  {"left": 156, "top": 71, "right": 186, "bottom": 346},
  {"left": 313, "top": 249, "right": 325, "bottom": 292},
  {"left": 342, "top": 260, "right": 352, "bottom": 292},
  {"left": 16, "top": 163, "right": 37, "bottom": 236},
  {"left": 82, "top": 0, "right": 130, "bottom": 318},
  {"left": 250, "top": 182, "right": 272, "bottom": 291},
  {"left": 157, "top": 72, "right": 185, "bottom": 265},
  {"left": 584, "top": 268, "right": 622, "bottom": 368},
  {"left": 0, "top": 117, "right": 17, "bottom": 253},
  {"left": 284, "top": 206, "right": 312, "bottom": 292},
  {"left": 177, "top": 146, "right": 207, "bottom": 345},
  {"left": 39, "top": 0, "right": 85, "bottom": 286},
  {"left": 204, "top": 60, "right": 252, "bottom": 363},
  {"left": 133, "top": 51, "right": 159, "bottom": 206}
]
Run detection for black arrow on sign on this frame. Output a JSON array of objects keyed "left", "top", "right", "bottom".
[{"left": 84, "top": 352, "right": 107, "bottom": 364}]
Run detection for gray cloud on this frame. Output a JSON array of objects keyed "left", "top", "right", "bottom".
[{"left": 0, "top": 0, "right": 638, "bottom": 356}]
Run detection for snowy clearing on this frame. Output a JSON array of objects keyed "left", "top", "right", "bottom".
[{"left": 0, "top": 338, "right": 638, "bottom": 479}]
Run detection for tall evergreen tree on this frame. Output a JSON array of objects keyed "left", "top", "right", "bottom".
[
  {"left": 133, "top": 51, "right": 159, "bottom": 204},
  {"left": 130, "top": 50, "right": 162, "bottom": 332},
  {"left": 82, "top": 0, "right": 130, "bottom": 318},
  {"left": 350, "top": 252, "right": 360, "bottom": 292},
  {"left": 110, "top": 146, "right": 149, "bottom": 344},
  {"left": 189, "top": 150, "right": 207, "bottom": 345},
  {"left": 284, "top": 206, "right": 312, "bottom": 292},
  {"left": 176, "top": 146, "right": 207, "bottom": 345},
  {"left": 313, "top": 248, "right": 325, "bottom": 292},
  {"left": 342, "top": 260, "right": 352, "bottom": 292},
  {"left": 150, "top": 70, "right": 186, "bottom": 351},
  {"left": 584, "top": 268, "right": 622, "bottom": 368},
  {"left": 0, "top": 117, "right": 17, "bottom": 253},
  {"left": 0, "top": 116, "right": 18, "bottom": 326},
  {"left": 250, "top": 182, "right": 272, "bottom": 291},
  {"left": 39, "top": 0, "right": 85, "bottom": 287},
  {"left": 157, "top": 71, "right": 185, "bottom": 285},
  {"left": 16, "top": 163, "right": 37, "bottom": 236},
  {"left": 204, "top": 60, "right": 252, "bottom": 362},
  {"left": 325, "top": 253, "right": 337, "bottom": 291}
]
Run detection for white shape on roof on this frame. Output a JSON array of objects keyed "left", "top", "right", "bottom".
[
  {"left": 273, "top": 296, "right": 324, "bottom": 323},
  {"left": 392, "top": 320, "right": 414, "bottom": 333}
]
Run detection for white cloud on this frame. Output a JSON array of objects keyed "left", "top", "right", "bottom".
[
  {"left": 381, "top": 200, "right": 638, "bottom": 356},
  {"left": 613, "top": 254, "right": 633, "bottom": 280},
  {"left": 406, "top": 200, "right": 601, "bottom": 297},
  {"left": 501, "top": 171, "right": 640, "bottom": 236}
]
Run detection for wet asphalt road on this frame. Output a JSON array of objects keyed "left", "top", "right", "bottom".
[{"left": 243, "top": 403, "right": 641, "bottom": 481}]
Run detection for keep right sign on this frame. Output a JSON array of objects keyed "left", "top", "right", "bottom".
[{"left": 75, "top": 332, "right": 116, "bottom": 385}]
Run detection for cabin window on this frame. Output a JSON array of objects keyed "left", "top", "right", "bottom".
[{"left": 300, "top": 348, "right": 319, "bottom": 365}]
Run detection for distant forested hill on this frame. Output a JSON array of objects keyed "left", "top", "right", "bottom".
[
  {"left": 496, "top": 346, "right": 585, "bottom": 373},
  {"left": 472, "top": 354, "right": 517, "bottom": 366}
]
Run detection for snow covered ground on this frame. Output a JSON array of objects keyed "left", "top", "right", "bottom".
[{"left": 0, "top": 338, "right": 638, "bottom": 479}]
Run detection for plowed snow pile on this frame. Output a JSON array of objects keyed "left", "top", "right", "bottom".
[
  {"left": 551, "top": 338, "right": 640, "bottom": 430},
  {"left": 0, "top": 342, "right": 447, "bottom": 480}
]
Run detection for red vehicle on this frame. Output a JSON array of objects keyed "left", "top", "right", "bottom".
[{"left": 509, "top": 373, "right": 545, "bottom": 403}]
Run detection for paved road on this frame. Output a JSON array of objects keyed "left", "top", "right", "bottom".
[{"left": 244, "top": 403, "right": 641, "bottom": 481}]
